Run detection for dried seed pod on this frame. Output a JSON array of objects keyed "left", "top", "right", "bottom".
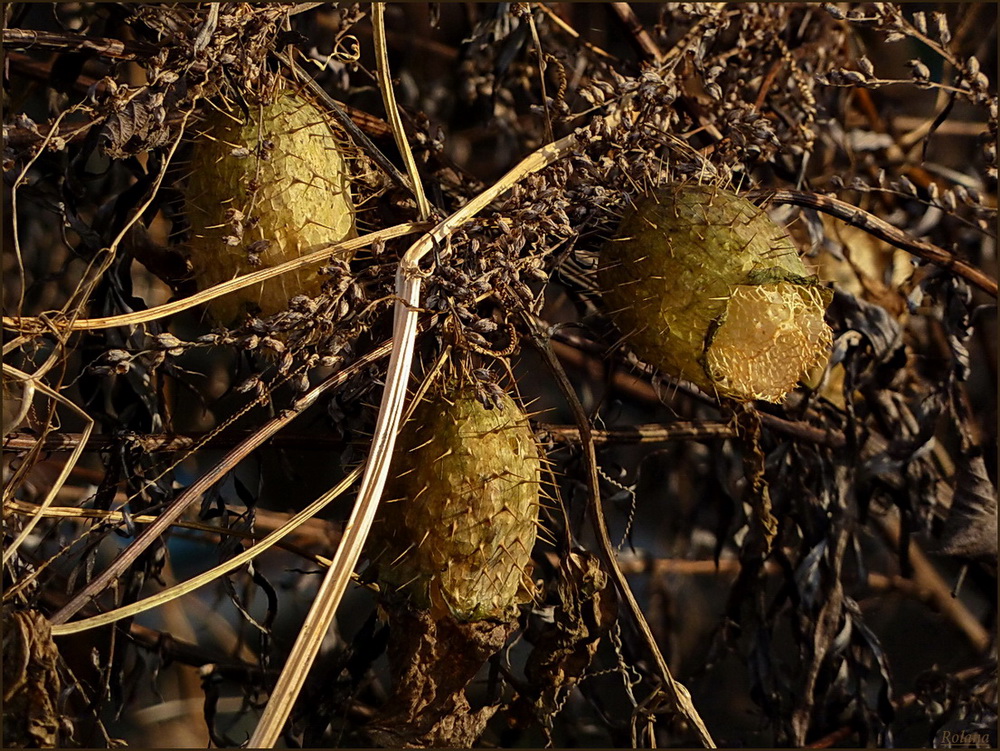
[
  {"left": 371, "top": 380, "right": 540, "bottom": 622},
  {"left": 185, "top": 90, "right": 356, "bottom": 323},
  {"left": 599, "top": 183, "right": 832, "bottom": 402},
  {"left": 2, "top": 608, "right": 62, "bottom": 748}
]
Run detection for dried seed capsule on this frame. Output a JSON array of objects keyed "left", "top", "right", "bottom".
[
  {"left": 185, "top": 90, "right": 356, "bottom": 323},
  {"left": 2, "top": 608, "right": 61, "bottom": 747},
  {"left": 599, "top": 183, "right": 832, "bottom": 402},
  {"left": 371, "top": 380, "right": 540, "bottom": 622}
]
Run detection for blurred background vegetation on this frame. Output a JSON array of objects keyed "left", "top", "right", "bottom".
[{"left": 2, "top": 3, "right": 996, "bottom": 748}]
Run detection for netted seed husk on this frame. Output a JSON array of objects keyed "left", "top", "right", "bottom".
[{"left": 599, "top": 183, "right": 832, "bottom": 402}]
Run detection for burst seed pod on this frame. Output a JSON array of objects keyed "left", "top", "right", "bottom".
[
  {"left": 372, "top": 381, "right": 541, "bottom": 622},
  {"left": 185, "top": 91, "right": 356, "bottom": 323},
  {"left": 599, "top": 183, "right": 833, "bottom": 402}
]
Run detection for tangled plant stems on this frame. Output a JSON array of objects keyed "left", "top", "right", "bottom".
[{"left": 2, "top": 3, "right": 996, "bottom": 749}]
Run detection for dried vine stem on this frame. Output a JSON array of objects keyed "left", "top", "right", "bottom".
[
  {"left": 4, "top": 420, "right": 734, "bottom": 454},
  {"left": 5, "top": 499, "right": 337, "bottom": 568},
  {"left": 609, "top": 2, "right": 664, "bottom": 62},
  {"left": 748, "top": 189, "right": 998, "bottom": 297},
  {"left": 2, "top": 431, "right": 346, "bottom": 453},
  {"left": 371, "top": 2, "right": 432, "bottom": 221},
  {"left": 249, "top": 18, "right": 600, "bottom": 747},
  {"left": 47, "top": 339, "right": 393, "bottom": 626},
  {"left": 49, "top": 465, "right": 363, "bottom": 636},
  {"left": 540, "top": 421, "right": 737, "bottom": 443},
  {"left": 549, "top": 337, "right": 848, "bottom": 450},
  {"left": 524, "top": 312, "right": 716, "bottom": 748},
  {"left": 2, "top": 27, "right": 159, "bottom": 60},
  {"left": 1, "top": 365, "right": 93, "bottom": 565},
  {"left": 2, "top": 222, "right": 427, "bottom": 333}
]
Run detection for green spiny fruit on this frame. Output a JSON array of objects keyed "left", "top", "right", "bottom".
[
  {"left": 372, "top": 381, "right": 541, "bottom": 622},
  {"left": 185, "top": 90, "right": 356, "bottom": 324},
  {"left": 599, "top": 183, "right": 832, "bottom": 402}
]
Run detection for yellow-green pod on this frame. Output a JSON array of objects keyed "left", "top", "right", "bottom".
[
  {"left": 185, "top": 91, "right": 356, "bottom": 323},
  {"left": 599, "top": 183, "right": 832, "bottom": 402},
  {"left": 371, "top": 382, "right": 540, "bottom": 622}
]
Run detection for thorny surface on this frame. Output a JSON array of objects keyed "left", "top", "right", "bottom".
[{"left": 2, "top": 2, "right": 997, "bottom": 748}]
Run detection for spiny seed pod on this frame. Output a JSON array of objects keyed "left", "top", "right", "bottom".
[
  {"left": 599, "top": 183, "right": 833, "bottom": 402},
  {"left": 371, "top": 381, "right": 541, "bottom": 622},
  {"left": 185, "top": 91, "right": 356, "bottom": 323}
]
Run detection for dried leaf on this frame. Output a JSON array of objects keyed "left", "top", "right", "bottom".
[
  {"left": 2, "top": 609, "right": 62, "bottom": 748},
  {"left": 939, "top": 453, "right": 998, "bottom": 564},
  {"left": 100, "top": 93, "right": 171, "bottom": 159},
  {"left": 365, "top": 609, "right": 518, "bottom": 747}
]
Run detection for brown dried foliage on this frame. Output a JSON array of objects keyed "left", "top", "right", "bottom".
[{"left": 2, "top": 2, "right": 996, "bottom": 748}]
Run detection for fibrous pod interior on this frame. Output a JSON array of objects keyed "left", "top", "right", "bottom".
[
  {"left": 371, "top": 382, "right": 540, "bottom": 622},
  {"left": 599, "top": 183, "right": 832, "bottom": 402},
  {"left": 185, "top": 90, "right": 356, "bottom": 323}
]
